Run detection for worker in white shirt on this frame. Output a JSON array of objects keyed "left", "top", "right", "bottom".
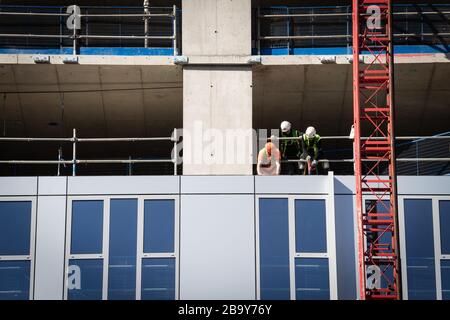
[{"left": 257, "top": 140, "right": 281, "bottom": 176}]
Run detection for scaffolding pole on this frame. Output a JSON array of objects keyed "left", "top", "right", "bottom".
[
  {"left": 144, "top": 0, "right": 150, "bottom": 48},
  {"left": 72, "top": 128, "right": 77, "bottom": 176}
]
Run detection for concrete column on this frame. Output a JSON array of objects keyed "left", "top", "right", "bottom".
[
  {"left": 182, "top": 0, "right": 251, "bottom": 56},
  {"left": 182, "top": 0, "right": 253, "bottom": 175}
]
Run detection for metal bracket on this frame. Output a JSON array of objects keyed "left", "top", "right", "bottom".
[
  {"left": 173, "top": 56, "right": 189, "bottom": 65},
  {"left": 33, "top": 56, "right": 51, "bottom": 64}
]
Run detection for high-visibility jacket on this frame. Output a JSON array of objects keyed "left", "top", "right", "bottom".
[
  {"left": 280, "top": 129, "right": 302, "bottom": 159},
  {"left": 301, "top": 133, "right": 322, "bottom": 160}
]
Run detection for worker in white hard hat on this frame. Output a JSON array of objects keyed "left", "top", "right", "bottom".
[
  {"left": 300, "top": 126, "right": 324, "bottom": 175},
  {"left": 257, "top": 140, "right": 281, "bottom": 176},
  {"left": 279, "top": 121, "right": 303, "bottom": 175}
]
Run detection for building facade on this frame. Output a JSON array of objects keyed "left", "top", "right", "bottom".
[{"left": 0, "top": 175, "right": 449, "bottom": 300}]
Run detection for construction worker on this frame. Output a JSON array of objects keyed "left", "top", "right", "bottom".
[
  {"left": 257, "top": 140, "right": 281, "bottom": 176},
  {"left": 300, "top": 126, "right": 324, "bottom": 175},
  {"left": 280, "top": 121, "right": 302, "bottom": 175}
]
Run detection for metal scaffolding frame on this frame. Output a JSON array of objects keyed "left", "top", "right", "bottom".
[
  {"left": 0, "top": 5, "right": 179, "bottom": 55},
  {"left": 255, "top": 4, "right": 450, "bottom": 55},
  {"left": 0, "top": 132, "right": 448, "bottom": 176},
  {"left": 0, "top": 128, "right": 179, "bottom": 176}
]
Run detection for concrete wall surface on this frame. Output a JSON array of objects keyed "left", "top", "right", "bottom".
[{"left": 182, "top": 0, "right": 251, "bottom": 56}]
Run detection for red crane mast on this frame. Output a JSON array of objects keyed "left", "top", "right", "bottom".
[{"left": 352, "top": 0, "right": 402, "bottom": 300}]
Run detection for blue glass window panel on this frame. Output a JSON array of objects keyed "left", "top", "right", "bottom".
[
  {"left": 441, "top": 260, "right": 450, "bottom": 300},
  {"left": 406, "top": 258, "right": 436, "bottom": 300},
  {"left": 108, "top": 199, "right": 138, "bottom": 300},
  {"left": 144, "top": 200, "right": 175, "bottom": 253},
  {"left": 259, "top": 198, "right": 290, "bottom": 300},
  {"left": 295, "top": 199, "right": 327, "bottom": 253},
  {"left": 0, "top": 201, "right": 32, "bottom": 255},
  {"left": 295, "top": 258, "right": 330, "bottom": 300},
  {"left": 439, "top": 201, "right": 450, "bottom": 254},
  {"left": 71, "top": 201, "right": 103, "bottom": 254},
  {"left": 405, "top": 199, "right": 434, "bottom": 258},
  {"left": 68, "top": 259, "right": 103, "bottom": 300},
  {"left": 141, "top": 258, "right": 175, "bottom": 300},
  {"left": 0, "top": 261, "right": 30, "bottom": 300},
  {"left": 404, "top": 199, "right": 436, "bottom": 300}
]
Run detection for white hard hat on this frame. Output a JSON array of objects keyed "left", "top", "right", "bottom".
[
  {"left": 306, "top": 126, "right": 316, "bottom": 139},
  {"left": 280, "top": 121, "right": 291, "bottom": 133}
]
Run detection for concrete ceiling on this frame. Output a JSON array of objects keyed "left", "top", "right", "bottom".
[
  {"left": 1, "top": 62, "right": 448, "bottom": 139},
  {"left": 0, "top": 64, "right": 183, "bottom": 138},
  {"left": 253, "top": 63, "right": 450, "bottom": 136}
]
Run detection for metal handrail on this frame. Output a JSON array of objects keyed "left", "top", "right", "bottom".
[
  {"left": 259, "top": 33, "right": 450, "bottom": 40},
  {"left": 76, "top": 159, "right": 172, "bottom": 164},
  {"left": 259, "top": 11, "right": 450, "bottom": 18},
  {"left": 78, "top": 35, "right": 175, "bottom": 40},
  {"left": 275, "top": 136, "right": 450, "bottom": 140},
  {"left": 0, "top": 34, "right": 71, "bottom": 38},
  {"left": 0, "top": 12, "right": 70, "bottom": 17},
  {"left": 283, "top": 158, "right": 450, "bottom": 163},
  {"left": 0, "top": 12, "right": 174, "bottom": 17},
  {"left": 0, "top": 33, "right": 175, "bottom": 40},
  {"left": 271, "top": 135, "right": 450, "bottom": 165},
  {"left": 77, "top": 137, "right": 173, "bottom": 142}
]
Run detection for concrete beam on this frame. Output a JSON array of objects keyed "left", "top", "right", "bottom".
[
  {"left": 261, "top": 53, "right": 450, "bottom": 65},
  {"left": 0, "top": 54, "right": 175, "bottom": 66},
  {"left": 2, "top": 53, "right": 448, "bottom": 67}
]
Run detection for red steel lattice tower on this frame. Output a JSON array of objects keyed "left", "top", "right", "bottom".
[{"left": 352, "top": 0, "right": 402, "bottom": 300}]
